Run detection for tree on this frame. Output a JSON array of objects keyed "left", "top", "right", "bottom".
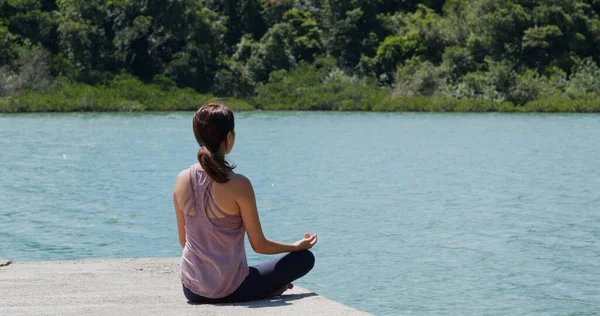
[
  {"left": 247, "top": 23, "right": 296, "bottom": 82},
  {"left": 324, "top": 0, "right": 383, "bottom": 68},
  {"left": 55, "top": 0, "right": 117, "bottom": 82},
  {"left": 0, "top": 22, "right": 18, "bottom": 65},
  {"left": 212, "top": 59, "right": 255, "bottom": 97},
  {"left": 467, "top": 0, "right": 532, "bottom": 63},
  {"left": 283, "top": 9, "right": 323, "bottom": 62}
]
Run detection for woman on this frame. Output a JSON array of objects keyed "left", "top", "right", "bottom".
[{"left": 173, "top": 103, "right": 317, "bottom": 303}]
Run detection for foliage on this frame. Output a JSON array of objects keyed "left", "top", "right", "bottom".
[
  {"left": 0, "top": 43, "right": 54, "bottom": 96},
  {"left": 246, "top": 22, "right": 296, "bottom": 82},
  {"left": 252, "top": 58, "right": 389, "bottom": 111},
  {"left": 394, "top": 57, "right": 448, "bottom": 97},
  {"left": 212, "top": 59, "right": 256, "bottom": 98},
  {"left": 2, "top": 0, "right": 600, "bottom": 112},
  {"left": 0, "top": 74, "right": 252, "bottom": 112},
  {"left": 565, "top": 58, "right": 600, "bottom": 98},
  {"left": 372, "top": 96, "right": 508, "bottom": 112}
]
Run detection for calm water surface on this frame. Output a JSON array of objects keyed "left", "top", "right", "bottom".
[{"left": 1, "top": 112, "right": 599, "bottom": 315}]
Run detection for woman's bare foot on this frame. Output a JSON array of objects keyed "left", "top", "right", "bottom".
[{"left": 269, "top": 283, "right": 294, "bottom": 297}]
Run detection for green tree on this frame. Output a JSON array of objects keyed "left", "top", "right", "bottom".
[
  {"left": 373, "top": 35, "right": 418, "bottom": 84},
  {"left": 247, "top": 22, "right": 296, "bottom": 82},
  {"left": 394, "top": 57, "right": 447, "bottom": 97},
  {"left": 324, "top": 0, "right": 383, "bottom": 68},
  {"left": 467, "top": 0, "right": 532, "bottom": 63},
  {"left": 0, "top": 22, "right": 18, "bottom": 65},
  {"left": 212, "top": 59, "right": 255, "bottom": 97},
  {"left": 1, "top": 0, "right": 57, "bottom": 51},
  {"left": 112, "top": 0, "right": 226, "bottom": 90},
  {"left": 442, "top": 46, "right": 477, "bottom": 83},
  {"left": 283, "top": 9, "right": 323, "bottom": 62},
  {"left": 55, "top": 0, "right": 118, "bottom": 82}
]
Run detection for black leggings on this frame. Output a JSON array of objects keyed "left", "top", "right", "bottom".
[{"left": 183, "top": 250, "right": 315, "bottom": 304}]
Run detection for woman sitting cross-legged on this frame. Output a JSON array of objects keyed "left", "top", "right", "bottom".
[{"left": 173, "top": 103, "right": 317, "bottom": 303}]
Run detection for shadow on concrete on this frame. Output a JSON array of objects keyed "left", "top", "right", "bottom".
[
  {"left": 187, "top": 292, "right": 319, "bottom": 309},
  {"left": 238, "top": 293, "right": 319, "bottom": 309}
]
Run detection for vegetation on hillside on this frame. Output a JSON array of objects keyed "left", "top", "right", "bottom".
[{"left": 2, "top": 0, "right": 600, "bottom": 112}]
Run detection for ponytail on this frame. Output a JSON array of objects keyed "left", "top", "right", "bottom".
[
  {"left": 197, "top": 145, "right": 234, "bottom": 183},
  {"left": 193, "top": 103, "right": 236, "bottom": 183}
]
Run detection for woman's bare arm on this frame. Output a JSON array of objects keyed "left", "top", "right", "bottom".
[
  {"left": 173, "top": 171, "right": 188, "bottom": 248},
  {"left": 233, "top": 175, "right": 317, "bottom": 254}
]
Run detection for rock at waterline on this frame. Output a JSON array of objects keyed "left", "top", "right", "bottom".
[{"left": 0, "top": 259, "right": 12, "bottom": 267}]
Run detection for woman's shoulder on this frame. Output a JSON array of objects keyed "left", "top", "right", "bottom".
[
  {"left": 173, "top": 166, "right": 252, "bottom": 190},
  {"left": 175, "top": 165, "right": 193, "bottom": 181},
  {"left": 227, "top": 172, "right": 251, "bottom": 187},
  {"left": 173, "top": 168, "right": 192, "bottom": 192},
  {"left": 224, "top": 173, "right": 255, "bottom": 201},
  {"left": 175, "top": 163, "right": 200, "bottom": 182},
  {"left": 224, "top": 172, "right": 254, "bottom": 194}
]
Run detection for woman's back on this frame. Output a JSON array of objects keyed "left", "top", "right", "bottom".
[
  {"left": 176, "top": 163, "right": 249, "bottom": 299},
  {"left": 175, "top": 103, "right": 316, "bottom": 304}
]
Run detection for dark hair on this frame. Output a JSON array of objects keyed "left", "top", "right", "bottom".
[{"left": 192, "top": 103, "right": 235, "bottom": 183}]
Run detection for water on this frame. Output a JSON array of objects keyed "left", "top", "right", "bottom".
[{"left": 1, "top": 112, "right": 599, "bottom": 315}]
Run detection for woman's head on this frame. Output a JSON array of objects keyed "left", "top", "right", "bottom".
[{"left": 192, "top": 103, "right": 236, "bottom": 183}]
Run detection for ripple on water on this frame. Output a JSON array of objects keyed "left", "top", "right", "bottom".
[{"left": 1, "top": 112, "right": 600, "bottom": 315}]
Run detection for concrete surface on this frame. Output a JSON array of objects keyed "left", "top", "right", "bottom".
[{"left": 0, "top": 257, "right": 371, "bottom": 316}]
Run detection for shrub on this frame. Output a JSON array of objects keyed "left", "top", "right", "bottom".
[
  {"left": 0, "top": 44, "right": 55, "bottom": 97},
  {"left": 442, "top": 46, "right": 477, "bottom": 83},
  {"left": 373, "top": 96, "right": 503, "bottom": 112},
  {"left": 565, "top": 58, "right": 600, "bottom": 98},
  {"left": 394, "top": 57, "right": 448, "bottom": 97},
  {"left": 2, "top": 82, "right": 253, "bottom": 112},
  {"left": 511, "top": 69, "right": 555, "bottom": 105},
  {"left": 522, "top": 95, "right": 600, "bottom": 113},
  {"left": 252, "top": 58, "right": 390, "bottom": 111},
  {"left": 212, "top": 60, "right": 256, "bottom": 98}
]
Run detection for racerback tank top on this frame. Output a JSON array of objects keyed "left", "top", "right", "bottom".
[{"left": 180, "top": 163, "right": 249, "bottom": 298}]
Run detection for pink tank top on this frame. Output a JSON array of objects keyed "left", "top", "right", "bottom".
[{"left": 180, "top": 164, "right": 249, "bottom": 298}]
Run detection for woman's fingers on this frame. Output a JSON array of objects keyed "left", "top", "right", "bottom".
[
  {"left": 301, "top": 233, "right": 318, "bottom": 248},
  {"left": 309, "top": 233, "right": 317, "bottom": 245}
]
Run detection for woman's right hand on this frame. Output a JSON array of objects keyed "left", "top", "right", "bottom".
[{"left": 294, "top": 233, "right": 318, "bottom": 251}]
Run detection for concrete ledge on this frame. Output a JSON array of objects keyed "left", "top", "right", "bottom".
[{"left": 0, "top": 257, "right": 370, "bottom": 316}]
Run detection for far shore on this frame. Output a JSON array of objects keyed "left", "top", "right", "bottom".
[
  {"left": 1, "top": 82, "right": 600, "bottom": 114},
  {"left": 2, "top": 95, "right": 599, "bottom": 113}
]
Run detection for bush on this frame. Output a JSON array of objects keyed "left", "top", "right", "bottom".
[
  {"left": 565, "top": 58, "right": 600, "bottom": 98},
  {"left": 372, "top": 96, "right": 505, "bottom": 112},
  {"left": 511, "top": 69, "right": 556, "bottom": 105},
  {"left": 0, "top": 97, "right": 11, "bottom": 112},
  {"left": 1, "top": 81, "right": 254, "bottom": 113},
  {"left": 448, "top": 72, "right": 489, "bottom": 99},
  {"left": 442, "top": 46, "right": 478, "bottom": 83},
  {"left": 212, "top": 60, "right": 256, "bottom": 98},
  {"left": 522, "top": 95, "right": 600, "bottom": 113},
  {"left": 374, "top": 35, "right": 418, "bottom": 83},
  {"left": 252, "top": 58, "right": 390, "bottom": 111},
  {"left": 485, "top": 60, "right": 518, "bottom": 102},
  {"left": 3, "top": 57, "right": 600, "bottom": 113},
  {"left": 0, "top": 44, "right": 55, "bottom": 97},
  {"left": 394, "top": 57, "right": 448, "bottom": 97}
]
